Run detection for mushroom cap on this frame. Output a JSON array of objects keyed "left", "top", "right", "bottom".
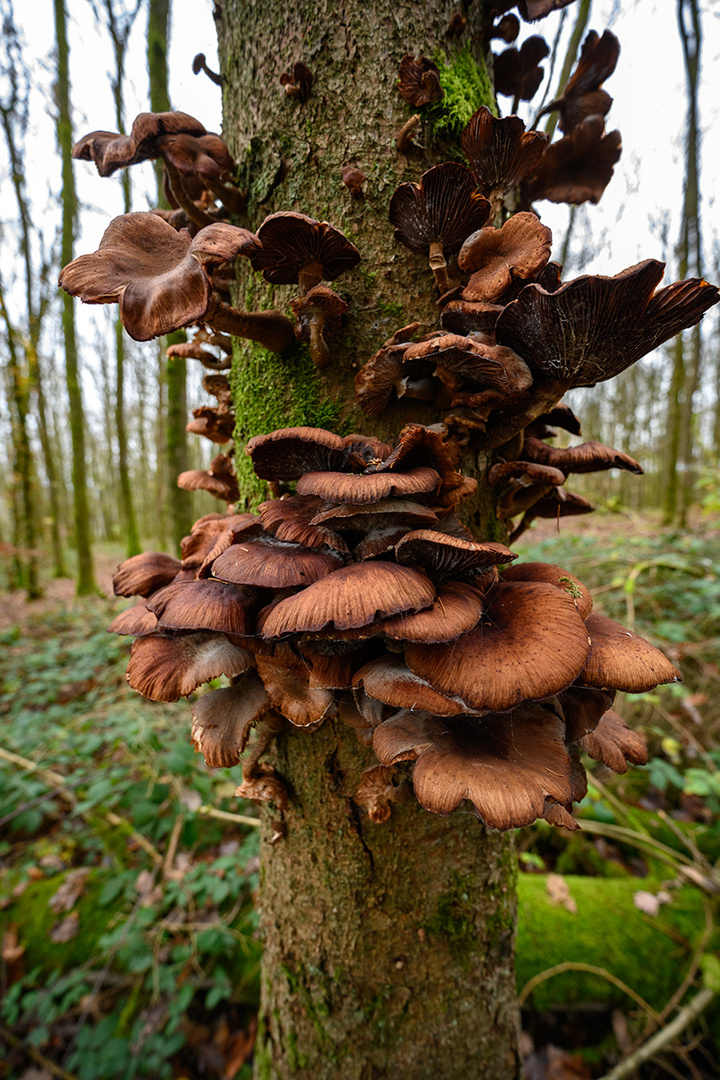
[
  {"left": 461, "top": 107, "right": 547, "bottom": 197},
  {"left": 250, "top": 212, "right": 360, "bottom": 285},
  {"left": 155, "top": 132, "right": 234, "bottom": 180},
  {"left": 191, "top": 674, "right": 271, "bottom": 767},
  {"left": 405, "top": 581, "right": 591, "bottom": 712},
  {"left": 459, "top": 212, "right": 553, "bottom": 303},
  {"left": 113, "top": 551, "right": 182, "bottom": 597},
  {"left": 493, "top": 36, "right": 550, "bottom": 101},
  {"left": 389, "top": 163, "right": 491, "bottom": 256},
  {"left": 517, "top": 0, "right": 578, "bottom": 20},
  {"left": 559, "top": 685, "right": 616, "bottom": 741},
  {"left": 262, "top": 562, "right": 436, "bottom": 636},
  {"left": 496, "top": 258, "right": 720, "bottom": 387},
  {"left": 296, "top": 465, "right": 441, "bottom": 505},
  {"left": 256, "top": 644, "right": 334, "bottom": 727},
  {"left": 545, "top": 30, "right": 620, "bottom": 134},
  {"left": 522, "top": 114, "right": 622, "bottom": 206},
  {"left": 107, "top": 603, "right": 158, "bottom": 637},
  {"left": 372, "top": 704, "right": 573, "bottom": 826},
  {"left": 177, "top": 459, "right": 240, "bottom": 503},
  {"left": 147, "top": 579, "right": 258, "bottom": 635},
  {"left": 354, "top": 765, "right": 403, "bottom": 824},
  {"left": 398, "top": 55, "right": 444, "bottom": 106},
  {"left": 354, "top": 655, "right": 471, "bottom": 715},
  {"left": 246, "top": 426, "right": 365, "bottom": 481},
  {"left": 580, "top": 613, "right": 681, "bottom": 692},
  {"left": 126, "top": 631, "right": 253, "bottom": 701},
  {"left": 59, "top": 214, "right": 259, "bottom": 341},
  {"left": 580, "top": 708, "right": 648, "bottom": 773},
  {"left": 377, "top": 580, "right": 485, "bottom": 642},
  {"left": 501, "top": 561, "right": 592, "bottom": 619},
  {"left": 395, "top": 529, "right": 516, "bottom": 579},
  {"left": 210, "top": 538, "right": 341, "bottom": 588},
  {"left": 258, "top": 496, "right": 348, "bottom": 553},
  {"left": 521, "top": 437, "right": 643, "bottom": 475},
  {"left": 72, "top": 110, "right": 207, "bottom": 176}
]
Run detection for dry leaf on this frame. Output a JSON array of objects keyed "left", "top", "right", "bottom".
[
  {"left": 49, "top": 912, "right": 79, "bottom": 943},
  {"left": 546, "top": 873, "right": 577, "bottom": 914},
  {"left": 2, "top": 924, "right": 25, "bottom": 962},
  {"left": 49, "top": 868, "right": 90, "bottom": 913},
  {"left": 633, "top": 889, "right": 671, "bottom": 916}
]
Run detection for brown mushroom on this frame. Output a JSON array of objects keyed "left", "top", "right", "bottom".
[
  {"left": 113, "top": 551, "right": 182, "bottom": 597},
  {"left": 493, "top": 36, "right": 550, "bottom": 103},
  {"left": 536, "top": 30, "right": 620, "bottom": 134},
  {"left": 290, "top": 285, "right": 348, "bottom": 369},
  {"left": 461, "top": 107, "right": 547, "bottom": 213},
  {"left": 280, "top": 62, "right": 314, "bottom": 103},
  {"left": 522, "top": 115, "right": 622, "bottom": 206},
  {"left": 397, "top": 55, "right": 444, "bottom": 106},
  {"left": 126, "top": 632, "right": 253, "bottom": 702},
  {"left": 459, "top": 212, "right": 553, "bottom": 303},
  {"left": 191, "top": 673, "right": 271, "bottom": 768},
  {"left": 580, "top": 613, "right": 681, "bottom": 692},
  {"left": 177, "top": 453, "right": 240, "bottom": 504},
  {"left": 580, "top": 709, "right": 648, "bottom": 773},
  {"left": 250, "top": 212, "right": 360, "bottom": 296},
  {"left": 342, "top": 166, "right": 367, "bottom": 197}
]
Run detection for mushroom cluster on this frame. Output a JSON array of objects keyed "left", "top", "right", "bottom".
[{"left": 110, "top": 423, "right": 679, "bottom": 831}]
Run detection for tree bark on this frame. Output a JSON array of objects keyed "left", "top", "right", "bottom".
[
  {"left": 54, "top": 0, "right": 96, "bottom": 595},
  {"left": 147, "top": 0, "right": 193, "bottom": 550},
  {"left": 215, "top": 1, "right": 520, "bottom": 1075}
]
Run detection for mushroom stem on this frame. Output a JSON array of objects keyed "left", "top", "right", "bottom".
[
  {"left": 308, "top": 315, "right": 330, "bottom": 369},
  {"left": 298, "top": 260, "right": 324, "bottom": 296},
  {"left": 396, "top": 114, "right": 421, "bottom": 153},
  {"left": 204, "top": 297, "right": 295, "bottom": 353},
  {"left": 164, "top": 162, "right": 219, "bottom": 229},
  {"left": 205, "top": 176, "right": 248, "bottom": 216},
  {"left": 242, "top": 714, "right": 286, "bottom": 780},
  {"left": 428, "top": 241, "right": 452, "bottom": 293}
]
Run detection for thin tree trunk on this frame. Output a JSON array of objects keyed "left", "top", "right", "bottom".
[
  {"left": 54, "top": 0, "right": 96, "bottom": 594},
  {"left": 147, "top": 0, "right": 192, "bottom": 549},
  {"left": 105, "top": 0, "right": 141, "bottom": 556},
  {"left": 663, "top": 0, "right": 702, "bottom": 526},
  {"left": 216, "top": 2, "right": 520, "bottom": 1076}
]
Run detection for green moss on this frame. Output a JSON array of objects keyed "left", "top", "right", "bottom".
[
  {"left": 230, "top": 342, "right": 345, "bottom": 509},
  {"left": 516, "top": 875, "right": 714, "bottom": 1011},
  {"left": 428, "top": 46, "right": 497, "bottom": 139},
  {"left": 376, "top": 298, "right": 405, "bottom": 320},
  {"left": 425, "top": 872, "right": 479, "bottom": 963}
]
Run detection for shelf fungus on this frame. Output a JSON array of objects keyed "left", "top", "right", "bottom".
[
  {"left": 58, "top": 212, "right": 295, "bottom": 353},
  {"left": 109, "top": 423, "right": 682, "bottom": 830}
]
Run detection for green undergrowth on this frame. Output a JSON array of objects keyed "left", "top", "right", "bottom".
[{"left": 0, "top": 609, "right": 260, "bottom": 1079}]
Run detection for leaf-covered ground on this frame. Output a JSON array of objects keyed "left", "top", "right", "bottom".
[{"left": 1, "top": 515, "right": 719, "bottom": 1079}]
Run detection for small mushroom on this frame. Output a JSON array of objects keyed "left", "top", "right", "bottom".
[
  {"left": 461, "top": 107, "right": 547, "bottom": 214},
  {"left": 192, "top": 52, "right": 222, "bottom": 86},
  {"left": 522, "top": 115, "right": 622, "bottom": 206},
  {"left": 250, "top": 211, "right": 360, "bottom": 296},
  {"left": 291, "top": 285, "right": 348, "bottom": 369},
  {"left": 493, "top": 36, "right": 550, "bottom": 104},
  {"left": 459, "top": 212, "right": 553, "bottom": 303},
  {"left": 536, "top": 30, "right": 619, "bottom": 133},
  {"left": 280, "top": 61, "right": 314, "bottom": 103},
  {"left": 397, "top": 55, "right": 444, "bottom": 106},
  {"left": 342, "top": 166, "right": 367, "bottom": 198}
]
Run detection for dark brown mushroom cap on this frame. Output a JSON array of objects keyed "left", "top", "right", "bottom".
[
  {"left": 398, "top": 54, "right": 444, "bottom": 106},
  {"left": 355, "top": 344, "right": 406, "bottom": 416},
  {"left": 580, "top": 613, "right": 681, "bottom": 692},
  {"left": 191, "top": 673, "right": 271, "bottom": 767},
  {"left": 488, "top": 460, "right": 566, "bottom": 489},
  {"left": 459, "top": 213, "right": 553, "bottom": 303},
  {"left": 395, "top": 530, "right": 516, "bottom": 579},
  {"left": 127, "top": 631, "right": 253, "bottom": 702},
  {"left": 249, "top": 212, "right": 360, "bottom": 286},
  {"left": 501, "top": 561, "right": 592, "bottom": 619},
  {"left": 372, "top": 705, "right": 573, "bottom": 826},
  {"left": 377, "top": 580, "right": 485, "bottom": 642},
  {"left": 580, "top": 708, "right": 648, "bottom": 773},
  {"left": 211, "top": 539, "right": 341, "bottom": 588},
  {"left": 296, "top": 466, "right": 441, "bottom": 505},
  {"left": 245, "top": 426, "right": 366, "bottom": 481},
  {"left": 539, "top": 31, "right": 620, "bottom": 134},
  {"left": 389, "top": 163, "right": 491, "bottom": 256},
  {"left": 155, "top": 132, "right": 234, "bottom": 180},
  {"left": 107, "top": 603, "right": 158, "bottom": 637},
  {"left": 517, "top": 0, "right": 578, "bottom": 20},
  {"left": 510, "top": 488, "right": 595, "bottom": 543},
  {"left": 353, "top": 655, "right": 471, "bottom": 716},
  {"left": 113, "top": 551, "right": 182, "bottom": 597},
  {"left": 496, "top": 259, "right": 720, "bottom": 387},
  {"left": 280, "top": 61, "right": 314, "bottom": 103},
  {"left": 256, "top": 644, "right": 334, "bottom": 727},
  {"left": 297, "top": 639, "right": 372, "bottom": 690},
  {"left": 342, "top": 166, "right": 367, "bottom": 195},
  {"left": 533, "top": 403, "right": 582, "bottom": 436},
  {"left": 522, "top": 114, "right": 622, "bottom": 206},
  {"left": 146, "top": 579, "right": 258, "bottom": 635},
  {"left": 186, "top": 406, "right": 235, "bottom": 445},
  {"left": 72, "top": 110, "right": 207, "bottom": 176},
  {"left": 58, "top": 214, "right": 259, "bottom": 342},
  {"left": 262, "top": 562, "right": 436, "bottom": 636},
  {"left": 180, "top": 512, "right": 256, "bottom": 568},
  {"left": 403, "top": 333, "right": 533, "bottom": 395},
  {"left": 461, "top": 107, "right": 547, "bottom": 198},
  {"left": 177, "top": 456, "right": 240, "bottom": 503},
  {"left": 493, "top": 36, "right": 550, "bottom": 101},
  {"left": 257, "top": 496, "right": 348, "bottom": 553},
  {"left": 440, "top": 299, "right": 505, "bottom": 335},
  {"left": 521, "top": 437, "right": 643, "bottom": 475},
  {"left": 291, "top": 285, "right": 348, "bottom": 322},
  {"left": 167, "top": 340, "right": 230, "bottom": 368},
  {"left": 405, "top": 581, "right": 591, "bottom": 712}
]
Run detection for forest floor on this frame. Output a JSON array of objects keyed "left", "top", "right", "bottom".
[{"left": 1, "top": 512, "right": 719, "bottom": 1080}]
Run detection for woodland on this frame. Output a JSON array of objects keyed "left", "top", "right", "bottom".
[{"left": 1, "top": 0, "right": 720, "bottom": 1078}]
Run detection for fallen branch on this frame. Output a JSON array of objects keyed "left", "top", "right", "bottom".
[
  {"left": 518, "top": 961, "right": 661, "bottom": 1023},
  {"left": 597, "top": 986, "right": 716, "bottom": 1080},
  {"left": 197, "top": 804, "right": 260, "bottom": 827},
  {"left": 0, "top": 1024, "right": 81, "bottom": 1080}
]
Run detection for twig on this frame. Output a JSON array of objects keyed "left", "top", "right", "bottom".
[
  {"left": 0, "top": 745, "right": 73, "bottom": 794},
  {"left": 162, "top": 812, "right": 185, "bottom": 878},
  {"left": 596, "top": 986, "right": 716, "bottom": 1080},
  {"left": 197, "top": 804, "right": 260, "bottom": 827},
  {"left": 0, "top": 1024, "right": 81, "bottom": 1080},
  {"left": 577, "top": 819, "right": 720, "bottom": 890},
  {"left": 658, "top": 897, "right": 715, "bottom": 1025},
  {"left": 519, "top": 961, "right": 662, "bottom": 1020}
]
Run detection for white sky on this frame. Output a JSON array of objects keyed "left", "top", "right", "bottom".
[{"left": 1, "top": 0, "right": 719, "bottom": 421}]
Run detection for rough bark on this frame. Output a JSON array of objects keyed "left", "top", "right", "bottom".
[
  {"left": 54, "top": 0, "right": 96, "bottom": 595},
  {"left": 215, "top": 1, "right": 520, "bottom": 1075},
  {"left": 147, "top": 0, "right": 193, "bottom": 550}
]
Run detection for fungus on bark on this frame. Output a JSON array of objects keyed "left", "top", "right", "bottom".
[
  {"left": 249, "top": 212, "right": 360, "bottom": 296},
  {"left": 522, "top": 114, "right": 622, "bottom": 205},
  {"left": 397, "top": 55, "right": 444, "bottom": 106},
  {"left": 459, "top": 212, "right": 553, "bottom": 302},
  {"left": 279, "top": 62, "right": 314, "bottom": 103},
  {"left": 461, "top": 107, "right": 547, "bottom": 214},
  {"left": 536, "top": 30, "right": 620, "bottom": 134}
]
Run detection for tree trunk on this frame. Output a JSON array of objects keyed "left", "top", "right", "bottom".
[
  {"left": 215, "top": 1, "right": 521, "bottom": 1075},
  {"left": 54, "top": 0, "right": 96, "bottom": 595},
  {"left": 147, "top": 0, "right": 193, "bottom": 549}
]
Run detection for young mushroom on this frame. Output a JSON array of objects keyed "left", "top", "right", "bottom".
[
  {"left": 290, "top": 285, "right": 348, "bottom": 368},
  {"left": 250, "top": 211, "right": 360, "bottom": 297}
]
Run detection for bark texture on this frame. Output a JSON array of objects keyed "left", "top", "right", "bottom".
[{"left": 215, "top": 2, "right": 520, "bottom": 1076}]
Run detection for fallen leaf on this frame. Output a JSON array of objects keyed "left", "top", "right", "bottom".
[
  {"left": 546, "top": 873, "right": 577, "bottom": 914},
  {"left": 49, "top": 868, "right": 90, "bottom": 913},
  {"left": 49, "top": 912, "right": 79, "bottom": 943},
  {"left": 2, "top": 924, "right": 25, "bottom": 962}
]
